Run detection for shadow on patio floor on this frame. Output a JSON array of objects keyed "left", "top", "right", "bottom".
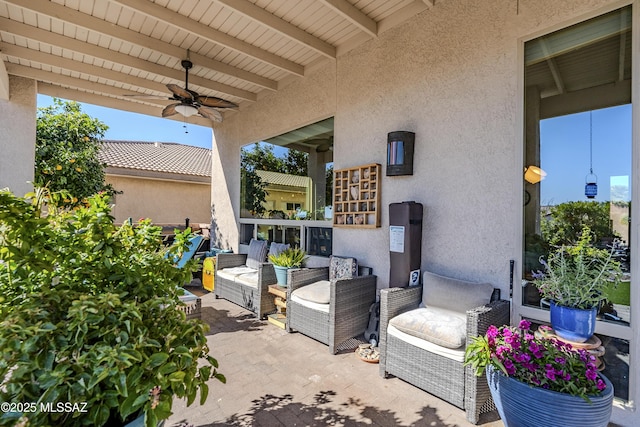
[{"left": 168, "top": 291, "right": 504, "bottom": 427}]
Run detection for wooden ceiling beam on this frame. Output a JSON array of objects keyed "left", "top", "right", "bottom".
[
  {"left": 0, "top": 42, "right": 169, "bottom": 96},
  {"left": 4, "top": 0, "right": 276, "bottom": 92},
  {"left": 6, "top": 63, "right": 172, "bottom": 107},
  {"left": 111, "top": 0, "right": 305, "bottom": 77},
  {"left": 0, "top": 17, "right": 256, "bottom": 102},
  {"left": 215, "top": 0, "right": 335, "bottom": 59},
  {"left": 318, "top": 0, "right": 377, "bottom": 38}
]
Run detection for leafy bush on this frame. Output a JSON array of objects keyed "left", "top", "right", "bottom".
[{"left": 0, "top": 189, "right": 224, "bottom": 426}]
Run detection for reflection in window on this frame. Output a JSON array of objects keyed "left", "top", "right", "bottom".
[
  {"left": 240, "top": 118, "right": 334, "bottom": 222},
  {"left": 522, "top": 6, "right": 632, "bottom": 334}
]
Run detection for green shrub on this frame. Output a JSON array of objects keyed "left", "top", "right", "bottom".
[{"left": 0, "top": 189, "right": 224, "bottom": 426}]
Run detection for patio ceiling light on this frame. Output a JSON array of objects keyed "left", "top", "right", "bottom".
[
  {"left": 175, "top": 104, "right": 199, "bottom": 117},
  {"left": 524, "top": 165, "right": 546, "bottom": 184}
]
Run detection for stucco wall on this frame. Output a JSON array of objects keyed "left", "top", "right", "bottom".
[
  {"left": 107, "top": 175, "right": 211, "bottom": 226},
  {"left": 211, "top": 0, "right": 622, "bottom": 291},
  {"left": 0, "top": 75, "right": 36, "bottom": 196}
]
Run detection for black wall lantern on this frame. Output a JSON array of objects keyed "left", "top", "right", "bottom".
[{"left": 387, "top": 131, "right": 415, "bottom": 176}]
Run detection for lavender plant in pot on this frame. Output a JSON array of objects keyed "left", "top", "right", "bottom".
[{"left": 531, "top": 226, "right": 622, "bottom": 343}]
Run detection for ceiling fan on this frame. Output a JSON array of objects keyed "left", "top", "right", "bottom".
[{"left": 128, "top": 52, "right": 238, "bottom": 123}]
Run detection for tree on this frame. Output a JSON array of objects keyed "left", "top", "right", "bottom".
[
  {"left": 540, "top": 201, "right": 617, "bottom": 246},
  {"left": 240, "top": 143, "right": 309, "bottom": 218},
  {"left": 35, "top": 98, "right": 113, "bottom": 203}
]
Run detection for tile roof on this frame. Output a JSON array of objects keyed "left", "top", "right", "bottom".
[
  {"left": 255, "top": 170, "right": 311, "bottom": 188},
  {"left": 99, "top": 140, "right": 211, "bottom": 177}
]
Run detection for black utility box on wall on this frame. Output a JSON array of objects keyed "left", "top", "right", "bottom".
[{"left": 388, "top": 201, "right": 423, "bottom": 287}]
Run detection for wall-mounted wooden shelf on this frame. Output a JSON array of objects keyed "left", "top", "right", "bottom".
[{"left": 333, "top": 163, "right": 381, "bottom": 228}]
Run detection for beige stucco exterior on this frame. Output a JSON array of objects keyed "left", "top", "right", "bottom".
[
  {"left": 0, "top": 75, "right": 36, "bottom": 197},
  {"left": 210, "top": 2, "right": 638, "bottom": 421},
  {"left": 106, "top": 174, "right": 211, "bottom": 227},
  {"left": 214, "top": 0, "right": 622, "bottom": 287}
]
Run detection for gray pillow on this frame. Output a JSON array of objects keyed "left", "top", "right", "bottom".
[
  {"left": 246, "top": 239, "right": 268, "bottom": 270},
  {"left": 268, "top": 242, "right": 290, "bottom": 258},
  {"left": 421, "top": 271, "right": 494, "bottom": 313}
]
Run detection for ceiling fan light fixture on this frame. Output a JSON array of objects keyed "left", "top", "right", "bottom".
[{"left": 175, "top": 104, "right": 198, "bottom": 117}]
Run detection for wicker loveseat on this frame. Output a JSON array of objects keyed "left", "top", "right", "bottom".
[
  {"left": 214, "top": 239, "right": 277, "bottom": 319},
  {"left": 286, "top": 256, "right": 377, "bottom": 354},
  {"left": 378, "top": 271, "right": 510, "bottom": 424}
]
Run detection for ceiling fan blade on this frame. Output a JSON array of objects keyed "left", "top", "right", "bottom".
[
  {"left": 197, "top": 106, "right": 223, "bottom": 122},
  {"left": 123, "top": 94, "right": 170, "bottom": 100},
  {"left": 167, "top": 83, "right": 194, "bottom": 100},
  {"left": 162, "top": 103, "right": 179, "bottom": 117},
  {"left": 197, "top": 95, "right": 238, "bottom": 109}
]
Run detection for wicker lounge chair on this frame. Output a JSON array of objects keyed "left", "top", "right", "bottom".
[
  {"left": 286, "top": 256, "right": 377, "bottom": 354},
  {"left": 214, "top": 239, "right": 276, "bottom": 319},
  {"left": 378, "top": 271, "right": 510, "bottom": 424}
]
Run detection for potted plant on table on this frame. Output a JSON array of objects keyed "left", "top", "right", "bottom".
[
  {"left": 0, "top": 189, "right": 225, "bottom": 427},
  {"left": 268, "top": 247, "right": 307, "bottom": 286},
  {"left": 531, "top": 225, "right": 622, "bottom": 343},
  {"left": 465, "top": 320, "right": 614, "bottom": 427}
]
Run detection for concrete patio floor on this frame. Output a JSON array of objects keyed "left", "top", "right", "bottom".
[{"left": 167, "top": 284, "right": 505, "bottom": 427}]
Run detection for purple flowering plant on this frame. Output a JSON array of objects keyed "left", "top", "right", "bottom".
[{"left": 464, "top": 320, "right": 607, "bottom": 401}]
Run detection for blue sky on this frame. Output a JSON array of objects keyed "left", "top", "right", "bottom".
[
  {"left": 540, "top": 104, "right": 632, "bottom": 205},
  {"left": 37, "top": 95, "right": 214, "bottom": 149}
]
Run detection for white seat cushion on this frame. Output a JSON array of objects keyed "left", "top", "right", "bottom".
[
  {"left": 217, "top": 266, "right": 257, "bottom": 281},
  {"left": 290, "top": 293, "right": 330, "bottom": 313},
  {"left": 291, "top": 280, "right": 331, "bottom": 304},
  {"left": 235, "top": 271, "right": 259, "bottom": 288},
  {"left": 387, "top": 324, "right": 465, "bottom": 362},
  {"left": 389, "top": 307, "right": 467, "bottom": 349}
]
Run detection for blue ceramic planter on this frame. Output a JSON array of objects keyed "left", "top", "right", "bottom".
[
  {"left": 273, "top": 265, "right": 289, "bottom": 286},
  {"left": 486, "top": 365, "right": 613, "bottom": 427},
  {"left": 549, "top": 301, "right": 597, "bottom": 343}
]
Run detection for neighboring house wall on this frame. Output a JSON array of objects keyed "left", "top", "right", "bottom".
[
  {"left": 0, "top": 75, "right": 36, "bottom": 196},
  {"left": 211, "top": 0, "right": 619, "bottom": 291},
  {"left": 106, "top": 174, "right": 211, "bottom": 226}
]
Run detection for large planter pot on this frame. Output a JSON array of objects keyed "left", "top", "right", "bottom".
[
  {"left": 273, "top": 265, "right": 290, "bottom": 286},
  {"left": 550, "top": 300, "right": 597, "bottom": 343},
  {"left": 486, "top": 365, "right": 613, "bottom": 427}
]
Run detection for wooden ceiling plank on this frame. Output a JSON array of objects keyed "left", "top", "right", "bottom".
[
  {"left": 0, "top": 16, "right": 257, "bottom": 101},
  {"left": 1, "top": 42, "right": 171, "bottom": 95},
  {"left": 215, "top": 0, "right": 336, "bottom": 59},
  {"left": 111, "top": 0, "right": 305, "bottom": 76},
  {"left": 6, "top": 62, "right": 172, "bottom": 106},
  {"left": 318, "top": 0, "right": 377, "bottom": 38},
  {"left": 4, "top": 0, "right": 275, "bottom": 91}
]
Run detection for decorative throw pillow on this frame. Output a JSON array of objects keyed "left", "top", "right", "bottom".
[
  {"left": 246, "top": 239, "right": 268, "bottom": 270},
  {"left": 329, "top": 255, "right": 358, "bottom": 281},
  {"left": 268, "top": 242, "right": 290, "bottom": 258}
]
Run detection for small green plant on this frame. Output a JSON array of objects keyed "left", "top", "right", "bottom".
[
  {"left": 268, "top": 247, "right": 307, "bottom": 268},
  {"left": 0, "top": 189, "right": 224, "bottom": 427},
  {"left": 531, "top": 226, "right": 622, "bottom": 309}
]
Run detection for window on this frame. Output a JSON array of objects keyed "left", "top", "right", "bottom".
[
  {"left": 240, "top": 118, "right": 334, "bottom": 221},
  {"left": 521, "top": 6, "right": 632, "bottom": 403}
]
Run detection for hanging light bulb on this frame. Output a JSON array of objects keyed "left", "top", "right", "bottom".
[{"left": 585, "top": 111, "right": 597, "bottom": 199}]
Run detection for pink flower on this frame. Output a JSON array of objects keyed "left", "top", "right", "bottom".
[
  {"left": 597, "top": 379, "right": 606, "bottom": 391},
  {"left": 518, "top": 319, "right": 531, "bottom": 330}
]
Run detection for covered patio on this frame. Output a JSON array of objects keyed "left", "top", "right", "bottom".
[
  {"left": 167, "top": 288, "right": 503, "bottom": 427},
  {"left": 1, "top": 0, "right": 638, "bottom": 426}
]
